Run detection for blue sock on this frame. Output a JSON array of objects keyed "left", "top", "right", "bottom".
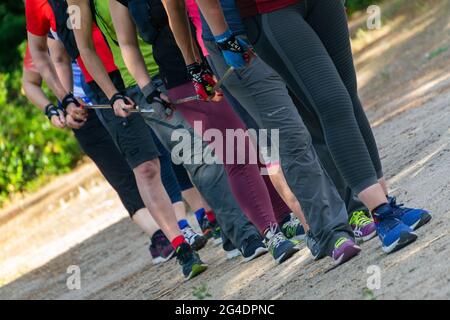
[
  {"left": 178, "top": 219, "right": 190, "bottom": 230},
  {"left": 195, "top": 208, "right": 206, "bottom": 223}
]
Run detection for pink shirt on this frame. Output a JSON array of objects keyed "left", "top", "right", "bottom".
[{"left": 185, "top": 0, "right": 209, "bottom": 57}]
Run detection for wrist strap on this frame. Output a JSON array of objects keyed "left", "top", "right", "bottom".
[
  {"left": 44, "top": 103, "right": 60, "bottom": 121},
  {"left": 109, "top": 92, "right": 128, "bottom": 108},
  {"left": 61, "top": 92, "right": 79, "bottom": 110}
]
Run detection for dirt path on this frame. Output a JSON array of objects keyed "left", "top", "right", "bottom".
[{"left": 1, "top": 0, "right": 449, "bottom": 300}]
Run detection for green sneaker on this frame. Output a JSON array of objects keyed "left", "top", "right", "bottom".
[
  {"left": 281, "top": 217, "right": 306, "bottom": 241},
  {"left": 349, "top": 210, "right": 377, "bottom": 242},
  {"left": 176, "top": 243, "right": 208, "bottom": 280}
]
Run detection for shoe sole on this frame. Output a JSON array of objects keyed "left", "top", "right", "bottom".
[
  {"left": 334, "top": 245, "right": 361, "bottom": 266},
  {"left": 355, "top": 229, "right": 378, "bottom": 244},
  {"left": 383, "top": 231, "right": 418, "bottom": 254},
  {"left": 276, "top": 246, "right": 300, "bottom": 264},
  {"left": 292, "top": 234, "right": 306, "bottom": 241},
  {"left": 410, "top": 213, "right": 432, "bottom": 231},
  {"left": 191, "top": 236, "right": 208, "bottom": 251},
  {"left": 186, "top": 264, "right": 208, "bottom": 281},
  {"left": 152, "top": 250, "right": 176, "bottom": 265},
  {"left": 226, "top": 249, "right": 242, "bottom": 260},
  {"left": 243, "top": 247, "right": 269, "bottom": 262}
]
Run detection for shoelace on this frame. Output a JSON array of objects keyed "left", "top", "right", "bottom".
[
  {"left": 267, "top": 232, "right": 286, "bottom": 254},
  {"left": 182, "top": 227, "right": 197, "bottom": 241},
  {"left": 334, "top": 237, "right": 348, "bottom": 249},
  {"left": 389, "top": 197, "right": 408, "bottom": 215},
  {"left": 349, "top": 211, "right": 373, "bottom": 227}
]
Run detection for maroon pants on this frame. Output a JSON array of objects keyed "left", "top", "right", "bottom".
[{"left": 168, "top": 82, "right": 291, "bottom": 233}]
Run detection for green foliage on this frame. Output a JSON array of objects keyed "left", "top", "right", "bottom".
[
  {"left": 0, "top": 44, "right": 82, "bottom": 207},
  {"left": 0, "top": 1, "right": 26, "bottom": 72},
  {"left": 346, "top": 0, "right": 385, "bottom": 14},
  {"left": 362, "top": 287, "right": 377, "bottom": 300},
  {"left": 192, "top": 283, "right": 212, "bottom": 300}
]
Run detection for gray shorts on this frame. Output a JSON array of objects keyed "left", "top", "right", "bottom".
[{"left": 82, "top": 71, "right": 159, "bottom": 169}]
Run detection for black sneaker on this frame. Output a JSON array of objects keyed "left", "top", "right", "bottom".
[
  {"left": 241, "top": 235, "right": 268, "bottom": 262},
  {"left": 200, "top": 215, "right": 222, "bottom": 245},
  {"left": 176, "top": 243, "right": 208, "bottom": 280},
  {"left": 199, "top": 215, "right": 214, "bottom": 239}
]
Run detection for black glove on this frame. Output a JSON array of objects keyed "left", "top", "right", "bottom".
[{"left": 186, "top": 62, "right": 217, "bottom": 100}]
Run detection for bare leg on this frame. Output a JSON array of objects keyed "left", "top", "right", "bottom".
[
  {"left": 378, "top": 178, "right": 389, "bottom": 196},
  {"left": 173, "top": 201, "right": 188, "bottom": 221},
  {"left": 358, "top": 183, "right": 388, "bottom": 212},
  {"left": 266, "top": 165, "right": 309, "bottom": 232},
  {"left": 132, "top": 208, "right": 160, "bottom": 237},
  {"left": 134, "top": 158, "right": 181, "bottom": 241},
  {"left": 182, "top": 187, "right": 211, "bottom": 211}
]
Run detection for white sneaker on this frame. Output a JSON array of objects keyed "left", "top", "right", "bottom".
[{"left": 182, "top": 226, "right": 208, "bottom": 251}]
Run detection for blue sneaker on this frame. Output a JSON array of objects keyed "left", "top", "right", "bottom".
[
  {"left": 264, "top": 226, "right": 299, "bottom": 264},
  {"left": 373, "top": 203, "right": 417, "bottom": 253},
  {"left": 241, "top": 235, "right": 268, "bottom": 262},
  {"left": 388, "top": 196, "right": 432, "bottom": 230}
]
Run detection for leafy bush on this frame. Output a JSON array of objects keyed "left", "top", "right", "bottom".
[
  {"left": 0, "top": 1, "right": 26, "bottom": 72},
  {"left": 346, "top": 0, "right": 385, "bottom": 14},
  {"left": 0, "top": 44, "right": 82, "bottom": 207}
]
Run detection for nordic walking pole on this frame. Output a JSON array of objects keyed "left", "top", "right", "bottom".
[
  {"left": 82, "top": 104, "right": 155, "bottom": 113},
  {"left": 174, "top": 66, "right": 235, "bottom": 105}
]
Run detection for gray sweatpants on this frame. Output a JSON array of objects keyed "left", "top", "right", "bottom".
[
  {"left": 126, "top": 85, "right": 259, "bottom": 250},
  {"left": 205, "top": 41, "right": 353, "bottom": 255}
]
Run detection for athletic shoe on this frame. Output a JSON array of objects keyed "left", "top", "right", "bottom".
[
  {"left": 211, "top": 226, "right": 223, "bottom": 245},
  {"left": 388, "top": 196, "right": 432, "bottom": 230},
  {"left": 264, "top": 226, "right": 299, "bottom": 264},
  {"left": 176, "top": 242, "right": 208, "bottom": 280},
  {"left": 225, "top": 248, "right": 241, "bottom": 260},
  {"left": 331, "top": 237, "right": 361, "bottom": 265},
  {"left": 349, "top": 210, "right": 377, "bottom": 242},
  {"left": 305, "top": 230, "right": 326, "bottom": 260},
  {"left": 149, "top": 232, "right": 175, "bottom": 265},
  {"left": 241, "top": 235, "right": 268, "bottom": 262},
  {"left": 281, "top": 217, "right": 306, "bottom": 241},
  {"left": 182, "top": 226, "right": 208, "bottom": 251},
  {"left": 199, "top": 214, "right": 222, "bottom": 244},
  {"left": 373, "top": 203, "right": 417, "bottom": 253},
  {"left": 198, "top": 214, "right": 214, "bottom": 239}
]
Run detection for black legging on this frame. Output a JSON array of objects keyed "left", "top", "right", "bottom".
[{"left": 243, "top": 0, "right": 383, "bottom": 194}]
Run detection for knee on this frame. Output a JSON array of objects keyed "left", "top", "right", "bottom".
[{"left": 134, "top": 159, "right": 161, "bottom": 181}]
